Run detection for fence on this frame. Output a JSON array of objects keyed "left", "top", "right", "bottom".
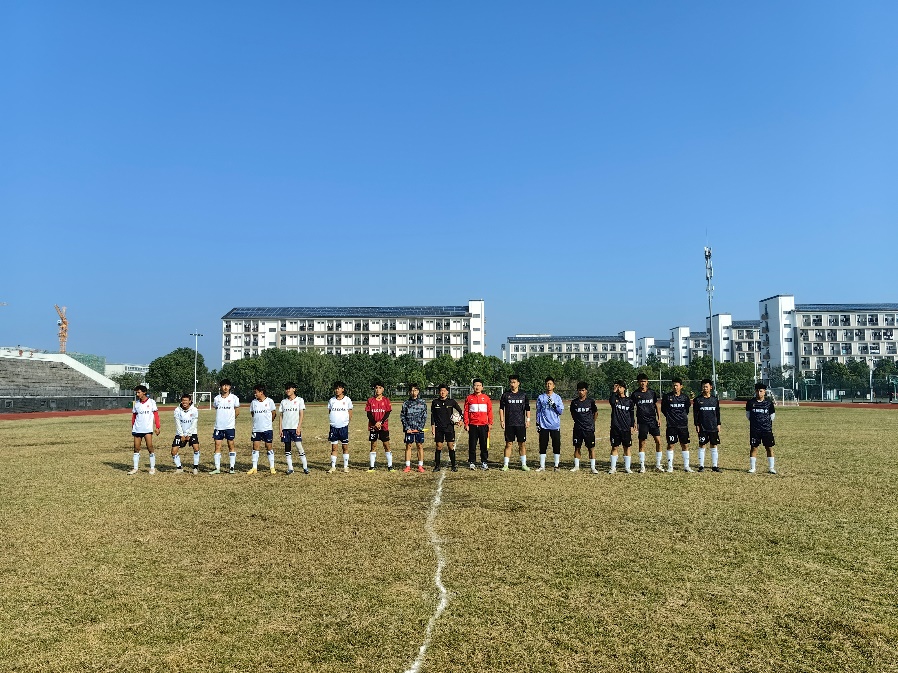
[
  {"left": 797, "top": 377, "right": 898, "bottom": 403},
  {"left": 0, "top": 395, "right": 135, "bottom": 414}
]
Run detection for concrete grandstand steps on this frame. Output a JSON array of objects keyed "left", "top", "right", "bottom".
[{"left": 0, "top": 356, "right": 116, "bottom": 396}]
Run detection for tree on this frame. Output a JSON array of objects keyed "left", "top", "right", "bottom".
[
  {"left": 370, "top": 353, "right": 401, "bottom": 392},
  {"left": 218, "top": 356, "right": 265, "bottom": 399},
  {"left": 110, "top": 372, "right": 145, "bottom": 391},
  {"left": 295, "top": 351, "right": 339, "bottom": 402},
  {"left": 425, "top": 354, "right": 457, "bottom": 387},
  {"left": 717, "top": 361, "right": 756, "bottom": 398},
  {"left": 561, "top": 358, "right": 588, "bottom": 388},
  {"left": 875, "top": 358, "right": 897, "bottom": 378},
  {"left": 516, "top": 355, "right": 564, "bottom": 395},
  {"left": 257, "top": 348, "right": 302, "bottom": 398},
  {"left": 336, "top": 354, "right": 378, "bottom": 400},
  {"left": 146, "top": 347, "right": 210, "bottom": 397},
  {"left": 599, "top": 359, "right": 636, "bottom": 391},
  {"left": 394, "top": 354, "right": 426, "bottom": 390},
  {"left": 687, "top": 355, "right": 714, "bottom": 383}
]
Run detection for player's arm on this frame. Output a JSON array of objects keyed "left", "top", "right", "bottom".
[
  {"left": 716, "top": 401, "right": 721, "bottom": 432},
  {"left": 487, "top": 396, "right": 493, "bottom": 426},
  {"left": 153, "top": 409, "right": 161, "bottom": 435},
  {"left": 453, "top": 400, "right": 464, "bottom": 426},
  {"left": 524, "top": 395, "right": 531, "bottom": 425},
  {"left": 629, "top": 404, "right": 635, "bottom": 431},
  {"left": 297, "top": 407, "right": 304, "bottom": 432},
  {"left": 499, "top": 405, "right": 506, "bottom": 429},
  {"left": 379, "top": 408, "right": 391, "bottom": 429},
  {"left": 463, "top": 397, "right": 470, "bottom": 429},
  {"left": 655, "top": 397, "right": 661, "bottom": 422}
]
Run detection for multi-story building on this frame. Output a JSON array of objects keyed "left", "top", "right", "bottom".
[
  {"left": 636, "top": 337, "right": 671, "bottom": 366},
  {"left": 501, "top": 333, "right": 634, "bottom": 367},
  {"left": 759, "top": 296, "right": 898, "bottom": 378},
  {"left": 221, "top": 300, "right": 485, "bottom": 365},
  {"left": 708, "top": 314, "right": 762, "bottom": 366},
  {"left": 105, "top": 363, "right": 150, "bottom": 380}
]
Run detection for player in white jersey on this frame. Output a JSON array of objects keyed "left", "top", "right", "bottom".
[
  {"left": 172, "top": 393, "right": 200, "bottom": 474},
  {"left": 327, "top": 381, "right": 353, "bottom": 473},
  {"left": 129, "top": 385, "right": 160, "bottom": 474},
  {"left": 211, "top": 379, "right": 240, "bottom": 474},
  {"left": 247, "top": 384, "right": 277, "bottom": 474},
  {"left": 279, "top": 382, "right": 308, "bottom": 475}
]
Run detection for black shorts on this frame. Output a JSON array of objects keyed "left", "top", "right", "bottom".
[
  {"left": 750, "top": 433, "right": 776, "bottom": 449},
  {"left": 368, "top": 429, "right": 390, "bottom": 443},
  {"left": 572, "top": 429, "right": 596, "bottom": 449},
  {"left": 172, "top": 434, "right": 199, "bottom": 448},
  {"left": 251, "top": 430, "right": 274, "bottom": 444},
  {"left": 666, "top": 426, "right": 690, "bottom": 445},
  {"left": 504, "top": 426, "right": 526, "bottom": 444},
  {"left": 697, "top": 431, "right": 720, "bottom": 447},
  {"left": 434, "top": 427, "right": 456, "bottom": 443},
  {"left": 638, "top": 421, "right": 661, "bottom": 440},
  {"left": 610, "top": 429, "right": 632, "bottom": 448}
]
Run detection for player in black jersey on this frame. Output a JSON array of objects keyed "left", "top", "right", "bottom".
[
  {"left": 569, "top": 381, "right": 599, "bottom": 473},
  {"left": 693, "top": 379, "right": 722, "bottom": 473},
  {"left": 499, "top": 374, "right": 531, "bottom": 471},
  {"left": 630, "top": 373, "right": 662, "bottom": 473},
  {"left": 608, "top": 380, "right": 636, "bottom": 473},
  {"left": 660, "top": 377, "right": 693, "bottom": 472},
  {"left": 746, "top": 382, "right": 777, "bottom": 474},
  {"left": 430, "top": 384, "right": 464, "bottom": 471}
]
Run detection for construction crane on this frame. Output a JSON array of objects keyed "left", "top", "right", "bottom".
[{"left": 55, "top": 305, "right": 68, "bottom": 353}]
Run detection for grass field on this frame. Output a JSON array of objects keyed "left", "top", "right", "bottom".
[{"left": 1, "top": 404, "right": 897, "bottom": 673}]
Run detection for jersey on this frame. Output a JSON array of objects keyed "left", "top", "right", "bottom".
[
  {"left": 630, "top": 389, "right": 660, "bottom": 424},
  {"left": 661, "top": 392, "right": 691, "bottom": 427},
  {"left": 400, "top": 397, "right": 428, "bottom": 432},
  {"left": 213, "top": 393, "right": 240, "bottom": 430},
  {"left": 328, "top": 396, "right": 353, "bottom": 428},
  {"left": 499, "top": 391, "right": 530, "bottom": 427},
  {"left": 365, "top": 396, "right": 392, "bottom": 431},
  {"left": 279, "top": 396, "right": 305, "bottom": 430},
  {"left": 609, "top": 394, "right": 635, "bottom": 433},
  {"left": 535, "top": 393, "right": 564, "bottom": 430},
  {"left": 569, "top": 397, "right": 598, "bottom": 433},
  {"left": 693, "top": 395, "right": 721, "bottom": 432},
  {"left": 250, "top": 397, "right": 276, "bottom": 433},
  {"left": 431, "top": 397, "right": 463, "bottom": 431},
  {"left": 464, "top": 393, "right": 493, "bottom": 426},
  {"left": 132, "top": 398, "right": 158, "bottom": 434},
  {"left": 746, "top": 398, "right": 775, "bottom": 434},
  {"left": 173, "top": 405, "right": 198, "bottom": 435}
]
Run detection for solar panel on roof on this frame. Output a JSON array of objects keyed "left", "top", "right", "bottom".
[{"left": 221, "top": 306, "right": 471, "bottom": 320}]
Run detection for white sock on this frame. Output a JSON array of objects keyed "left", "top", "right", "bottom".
[
  {"left": 252, "top": 450, "right": 259, "bottom": 467},
  {"left": 656, "top": 451, "right": 663, "bottom": 467},
  {"left": 590, "top": 458, "right": 596, "bottom": 470},
  {"left": 385, "top": 451, "right": 393, "bottom": 467},
  {"left": 610, "top": 455, "right": 618, "bottom": 470},
  {"left": 132, "top": 453, "right": 140, "bottom": 470},
  {"left": 214, "top": 453, "right": 221, "bottom": 469},
  {"left": 750, "top": 456, "right": 757, "bottom": 470},
  {"left": 299, "top": 446, "right": 308, "bottom": 470},
  {"left": 267, "top": 450, "right": 274, "bottom": 467},
  {"left": 193, "top": 451, "right": 200, "bottom": 466},
  {"left": 369, "top": 451, "right": 376, "bottom": 468},
  {"left": 330, "top": 454, "right": 337, "bottom": 468},
  {"left": 149, "top": 454, "right": 156, "bottom": 469},
  {"left": 698, "top": 448, "right": 705, "bottom": 467},
  {"left": 768, "top": 456, "right": 775, "bottom": 471},
  {"left": 666, "top": 450, "right": 673, "bottom": 468},
  {"left": 343, "top": 453, "right": 349, "bottom": 467},
  {"left": 539, "top": 454, "right": 546, "bottom": 468},
  {"left": 624, "top": 455, "right": 631, "bottom": 470},
  {"left": 711, "top": 447, "right": 719, "bottom": 467},
  {"left": 405, "top": 460, "right": 411, "bottom": 467},
  {"left": 503, "top": 456, "right": 510, "bottom": 467},
  {"left": 682, "top": 450, "right": 690, "bottom": 468},
  {"left": 638, "top": 451, "right": 645, "bottom": 467},
  {"left": 286, "top": 452, "right": 294, "bottom": 471},
  {"left": 228, "top": 452, "right": 236, "bottom": 468},
  {"left": 172, "top": 454, "right": 182, "bottom": 468},
  {"left": 520, "top": 455, "right": 527, "bottom": 466},
  {"left": 573, "top": 457, "right": 580, "bottom": 468},
  {"left": 418, "top": 460, "right": 424, "bottom": 468},
  {"left": 553, "top": 453, "right": 560, "bottom": 467}
]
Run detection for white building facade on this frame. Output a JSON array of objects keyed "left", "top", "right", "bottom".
[
  {"left": 636, "top": 337, "right": 671, "bottom": 366},
  {"left": 502, "top": 334, "right": 632, "bottom": 367}
]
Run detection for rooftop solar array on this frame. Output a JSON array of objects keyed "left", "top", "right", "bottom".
[
  {"left": 652, "top": 339, "right": 671, "bottom": 347},
  {"left": 731, "top": 320, "right": 761, "bottom": 327},
  {"left": 222, "top": 306, "right": 471, "bottom": 320},
  {"left": 689, "top": 331, "right": 710, "bottom": 338},
  {"left": 794, "top": 303, "right": 898, "bottom": 312},
  {"left": 508, "top": 335, "right": 627, "bottom": 343}
]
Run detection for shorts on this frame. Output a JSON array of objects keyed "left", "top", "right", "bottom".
[
  {"left": 172, "top": 434, "right": 199, "bottom": 448},
  {"left": 368, "top": 429, "right": 390, "bottom": 443},
  {"left": 572, "top": 429, "right": 596, "bottom": 449},
  {"left": 610, "top": 429, "right": 632, "bottom": 448},
  {"left": 281, "top": 429, "right": 302, "bottom": 444},
  {"left": 504, "top": 426, "right": 526, "bottom": 444},
  {"left": 538, "top": 428, "right": 561, "bottom": 453},
  {"left": 750, "top": 433, "right": 776, "bottom": 449},
  {"left": 697, "top": 431, "right": 720, "bottom": 447},
  {"left": 328, "top": 425, "right": 350, "bottom": 445},
  {"left": 251, "top": 430, "right": 274, "bottom": 444},
  {"left": 404, "top": 431, "right": 425, "bottom": 445},
  {"left": 638, "top": 420, "right": 661, "bottom": 440},
  {"left": 132, "top": 432, "right": 152, "bottom": 438},
  {"left": 434, "top": 427, "right": 456, "bottom": 443},
  {"left": 213, "top": 428, "right": 236, "bottom": 441},
  {"left": 666, "top": 426, "right": 690, "bottom": 445}
]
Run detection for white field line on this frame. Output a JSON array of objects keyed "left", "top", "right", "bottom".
[{"left": 403, "top": 471, "right": 449, "bottom": 673}]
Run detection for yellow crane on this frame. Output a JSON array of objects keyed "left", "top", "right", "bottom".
[{"left": 55, "top": 305, "right": 68, "bottom": 353}]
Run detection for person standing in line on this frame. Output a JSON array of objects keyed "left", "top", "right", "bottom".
[
  {"left": 569, "top": 381, "right": 599, "bottom": 473},
  {"left": 660, "top": 377, "right": 693, "bottom": 472},
  {"left": 327, "top": 382, "right": 353, "bottom": 473},
  {"left": 401, "top": 384, "right": 428, "bottom": 473},
  {"left": 631, "top": 373, "right": 662, "bottom": 473},
  {"left": 365, "top": 382, "right": 394, "bottom": 472},
  {"left": 172, "top": 393, "right": 200, "bottom": 474},
  {"left": 247, "top": 384, "right": 277, "bottom": 474},
  {"left": 746, "top": 382, "right": 777, "bottom": 474},
  {"left": 279, "top": 382, "right": 308, "bottom": 475},
  {"left": 535, "top": 377, "right": 564, "bottom": 472},
  {"left": 693, "top": 378, "right": 722, "bottom": 473},
  {"left": 430, "top": 384, "right": 463, "bottom": 472},
  {"left": 463, "top": 378, "right": 493, "bottom": 470},
  {"left": 211, "top": 379, "right": 240, "bottom": 475},
  {"left": 608, "top": 380, "right": 636, "bottom": 474},
  {"left": 129, "top": 385, "right": 160, "bottom": 475},
  {"left": 499, "top": 374, "right": 531, "bottom": 471}
]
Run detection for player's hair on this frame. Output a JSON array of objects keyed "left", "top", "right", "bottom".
[
  {"left": 181, "top": 393, "right": 192, "bottom": 400},
  {"left": 701, "top": 378, "right": 713, "bottom": 387},
  {"left": 253, "top": 384, "right": 266, "bottom": 394},
  {"left": 636, "top": 373, "right": 648, "bottom": 381},
  {"left": 472, "top": 378, "right": 483, "bottom": 385},
  {"left": 219, "top": 379, "right": 232, "bottom": 387},
  {"left": 671, "top": 377, "right": 683, "bottom": 385},
  {"left": 284, "top": 382, "right": 296, "bottom": 390},
  {"left": 134, "top": 385, "right": 148, "bottom": 393},
  {"left": 509, "top": 374, "right": 520, "bottom": 382},
  {"left": 613, "top": 379, "right": 626, "bottom": 388},
  {"left": 438, "top": 383, "right": 449, "bottom": 391},
  {"left": 409, "top": 383, "right": 419, "bottom": 391},
  {"left": 333, "top": 380, "right": 346, "bottom": 390},
  {"left": 545, "top": 376, "right": 555, "bottom": 384},
  {"left": 755, "top": 382, "right": 767, "bottom": 390},
  {"left": 372, "top": 380, "right": 384, "bottom": 388},
  {"left": 577, "top": 381, "right": 588, "bottom": 390}
]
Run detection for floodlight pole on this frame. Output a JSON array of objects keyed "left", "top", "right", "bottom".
[
  {"left": 704, "top": 247, "right": 717, "bottom": 393},
  {"left": 190, "top": 332, "right": 203, "bottom": 402}
]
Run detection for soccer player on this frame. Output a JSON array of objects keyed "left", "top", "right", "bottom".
[
  {"left": 693, "top": 378, "right": 722, "bottom": 473},
  {"left": 211, "top": 379, "right": 240, "bottom": 474},
  {"left": 431, "top": 384, "right": 463, "bottom": 471},
  {"left": 365, "top": 381, "right": 394, "bottom": 472},
  {"left": 499, "top": 374, "right": 531, "bottom": 471},
  {"left": 172, "top": 393, "right": 200, "bottom": 474},
  {"left": 631, "top": 373, "right": 662, "bottom": 473},
  {"left": 535, "top": 376, "right": 564, "bottom": 472},
  {"left": 327, "top": 381, "right": 353, "bottom": 473},
  {"left": 661, "top": 377, "right": 693, "bottom": 472},
  {"left": 279, "top": 382, "right": 308, "bottom": 475},
  {"left": 129, "top": 385, "right": 160, "bottom": 474},
  {"left": 463, "top": 378, "right": 493, "bottom": 470},
  {"left": 608, "top": 379, "right": 636, "bottom": 474},
  {"left": 247, "top": 384, "right": 277, "bottom": 474},
  {"left": 569, "top": 381, "right": 599, "bottom": 473},
  {"left": 401, "top": 384, "right": 428, "bottom": 473},
  {"left": 746, "top": 382, "right": 777, "bottom": 474}
]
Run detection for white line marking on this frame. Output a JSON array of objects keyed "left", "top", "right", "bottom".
[{"left": 403, "top": 471, "right": 449, "bottom": 673}]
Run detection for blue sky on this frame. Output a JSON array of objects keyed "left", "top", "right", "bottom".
[{"left": 2, "top": 1, "right": 896, "bottom": 368}]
